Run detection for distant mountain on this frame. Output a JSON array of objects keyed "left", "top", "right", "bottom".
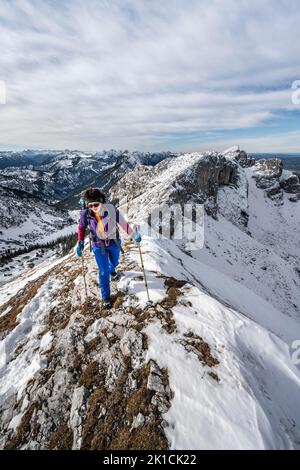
[
  {"left": 0, "top": 149, "right": 177, "bottom": 208},
  {"left": 51, "top": 150, "right": 177, "bottom": 208},
  {"left": 0, "top": 185, "right": 77, "bottom": 258},
  {"left": 0, "top": 150, "right": 117, "bottom": 202},
  {"left": 0, "top": 150, "right": 60, "bottom": 169}
]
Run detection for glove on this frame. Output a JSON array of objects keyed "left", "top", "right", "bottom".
[
  {"left": 76, "top": 240, "right": 85, "bottom": 257},
  {"left": 133, "top": 231, "right": 142, "bottom": 244}
]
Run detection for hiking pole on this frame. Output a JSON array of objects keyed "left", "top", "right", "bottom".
[
  {"left": 81, "top": 252, "right": 98, "bottom": 298},
  {"left": 136, "top": 237, "right": 152, "bottom": 305},
  {"left": 81, "top": 246, "right": 99, "bottom": 299},
  {"left": 81, "top": 254, "right": 88, "bottom": 297}
]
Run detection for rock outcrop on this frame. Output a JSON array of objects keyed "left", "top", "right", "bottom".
[
  {"left": 234, "top": 151, "right": 256, "bottom": 168},
  {"left": 110, "top": 152, "right": 241, "bottom": 220},
  {"left": 251, "top": 158, "right": 300, "bottom": 202},
  {"left": 280, "top": 174, "right": 300, "bottom": 201},
  {"left": 168, "top": 154, "right": 239, "bottom": 218},
  {"left": 253, "top": 158, "right": 283, "bottom": 180},
  {"left": 222, "top": 146, "right": 256, "bottom": 167}
]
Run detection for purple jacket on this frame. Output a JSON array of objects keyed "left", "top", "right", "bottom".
[{"left": 78, "top": 203, "right": 133, "bottom": 247}]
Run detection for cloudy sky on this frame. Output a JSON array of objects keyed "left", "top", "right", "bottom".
[{"left": 0, "top": 0, "right": 300, "bottom": 153}]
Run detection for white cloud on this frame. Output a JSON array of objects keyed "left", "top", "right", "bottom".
[
  {"left": 0, "top": 0, "right": 299, "bottom": 151},
  {"left": 199, "top": 130, "right": 300, "bottom": 154}
]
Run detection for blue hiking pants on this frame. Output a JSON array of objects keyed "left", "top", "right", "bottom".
[{"left": 93, "top": 241, "right": 120, "bottom": 300}]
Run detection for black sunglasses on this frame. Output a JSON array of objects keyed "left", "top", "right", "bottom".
[{"left": 88, "top": 202, "right": 101, "bottom": 208}]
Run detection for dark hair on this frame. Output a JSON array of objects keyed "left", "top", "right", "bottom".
[{"left": 83, "top": 187, "right": 106, "bottom": 203}]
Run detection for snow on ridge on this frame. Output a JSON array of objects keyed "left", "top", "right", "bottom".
[
  {"left": 154, "top": 151, "right": 206, "bottom": 180},
  {"left": 280, "top": 169, "right": 294, "bottom": 180},
  {"left": 0, "top": 276, "right": 59, "bottom": 405},
  {"left": 222, "top": 145, "right": 240, "bottom": 156}
]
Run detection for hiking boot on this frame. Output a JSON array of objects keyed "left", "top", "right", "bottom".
[
  {"left": 110, "top": 271, "right": 122, "bottom": 281},
  {"left": 101, "top": 299, "right": 111, "bottom": 309}
]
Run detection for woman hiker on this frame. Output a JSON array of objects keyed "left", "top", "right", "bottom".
[{"left": 76, "top": 187, "right": 141, "bottom": 309}]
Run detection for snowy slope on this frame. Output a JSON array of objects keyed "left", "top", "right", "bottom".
[
  {"left": 0, "top": 186, "right": 78, "bottom": 257},
  {"left": 139, "top": 235, "right": 300, "bottom": 449},
  {"left": 245, "top": 166, "right": 300, "bottom": 265},
  {"left": 0, "top": 232, "right": 299, "bottom": 449}
]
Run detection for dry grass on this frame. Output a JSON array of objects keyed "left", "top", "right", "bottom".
[
  {"left": 47, "top": 301, "right": 73, "bottom": 332},
  {"left": 112, "top": 291, "right": 126, "bottom": 309},
  {"left": 164, "top": 278, "right": 187, "bottom": 290},
  {"left": 4, "top": 403, "right": 37, "bottom": 450},
  {"left": 0, "top": 275, "right": 48, "bottom": 335},
  {"left": 110, "top": 419, "right": 167, "bottom": 450},
  {"left": 85, "top": 335, "right": 103, "bottom": 353},
  {"left": 147, "top": 277, "right": 187, "bottom": 334},
  {"left": 48, "top": 421, "right": 73, "bottom": 450},
  {"left": 208, "top": 371, "right": 220, "bottom": 382},
  {"left": 78, "top": 361, "right": 103, "bottom": 389},
  {"left": 0, "top": 259, "right": 85, "bottom": 336},
  {"left": 80, "top": 362, "right": 170, "bottom": 450},
  {"left": 182, "top": 332, "right": 220, "bottom": 367},
  {"left": 47, "top": 266, "right": 86, "bottom": 332},
  {"left": 73, "top": 353, "right": 83, "bottom": 371}
]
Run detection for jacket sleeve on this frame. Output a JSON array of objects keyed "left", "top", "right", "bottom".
[
  {"left": 78, "top": 209, "right": 87, "bottom": 241},
  {"left": 116, "top": 208, "right": 134, "bottom": 236}
]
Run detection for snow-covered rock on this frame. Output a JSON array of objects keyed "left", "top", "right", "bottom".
[{"left": 110, "top": 151, "right": 240, "bottom": 220}]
